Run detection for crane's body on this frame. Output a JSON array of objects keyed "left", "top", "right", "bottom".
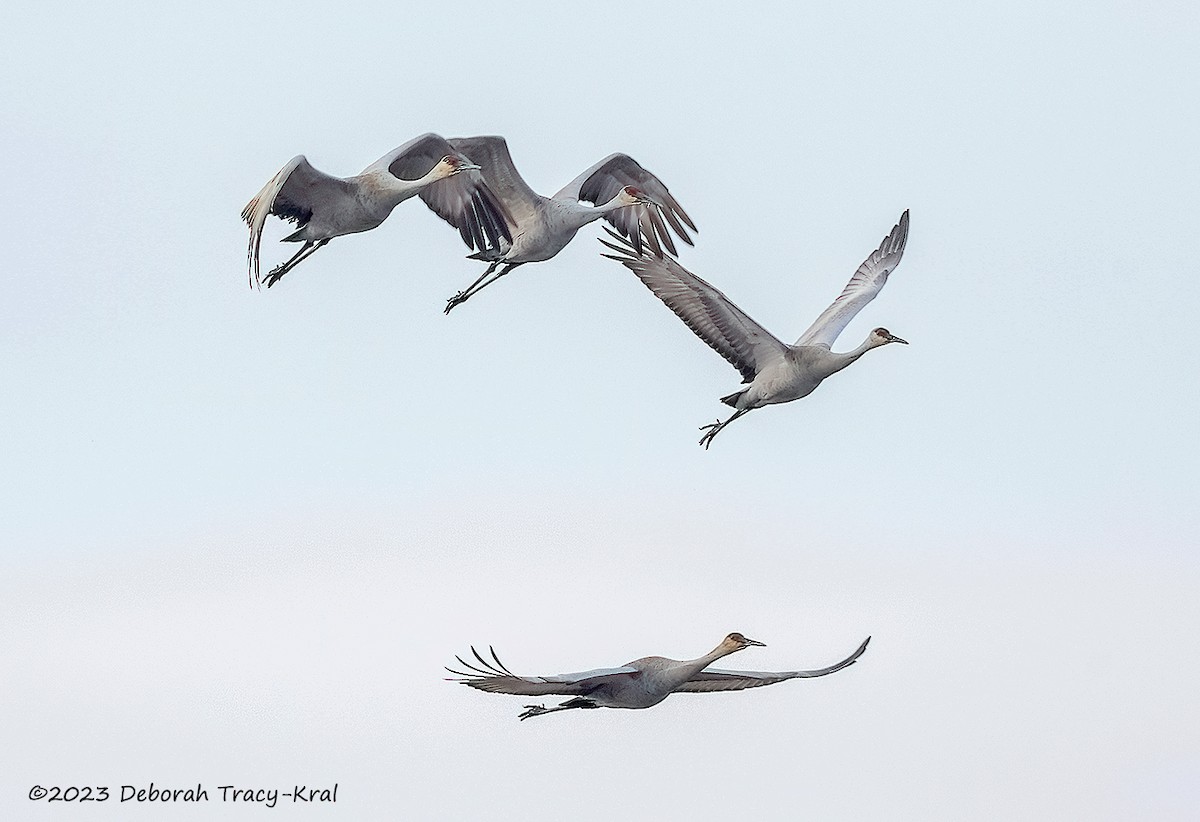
[
  {"left": 494, "top": 195, "right": 635, "bottom": 264},
  {"left": 242, "top": 133, "right": 512, "bottom": 288},
  {"left": 448, "top": 634, "right": 870, "bottom": 720},
  {"left": 262, "top": 167, "right": 416, "bottom": 242},
  {"left": 441, "top": 136, "right": 696, "bottom": 312},
  {"left": 731, "top": 345, "right": 866, "bottom": 406},
  {"left": 602, "top": 210, "right": 911, "bottom": 447},
  {"left": 718, "top": 335, "right": 894, "bottom": 416}
]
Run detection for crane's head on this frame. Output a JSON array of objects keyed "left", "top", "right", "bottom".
[
  {"left": 871, "top": 327, "right": 908, "bottom": 346},
  {"left": 724, "top": 632, "right": 766, "bottom": 651},
  {"left": 438, "top": 154, "right": 481, "bottom": 178},
  {"left": 618, "top": 185, "right": 656, "bottom": 207}
]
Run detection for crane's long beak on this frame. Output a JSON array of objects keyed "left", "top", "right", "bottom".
[
  {"left": 744, "top": 637, "right": 766, "bottom": 647},
  {"left": 888, "top": 333, "right": 908, "bottom": 345}
]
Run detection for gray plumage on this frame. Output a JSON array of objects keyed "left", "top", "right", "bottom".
[
  {"left": 603, "top": 210, "right": 911, "bottom": 448},
  {"left": 241, "top": 133, "right": 512, "bottom": 288},
  {"left": 448, "top": 634, "right": 870, "bottom": 720},
  {"left": 441, "top": 136, "right": 696, "bottom": 312}
]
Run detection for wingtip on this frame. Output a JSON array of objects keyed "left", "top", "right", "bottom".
[
  {"left": 887, "top": 212, "right": 909, "bottom": 253},
  {"left": 598, "top": 238, "right": 630, "bottom": 257},
  {"left": 598, "top": 226, "right": 642, "bottom": 257}
]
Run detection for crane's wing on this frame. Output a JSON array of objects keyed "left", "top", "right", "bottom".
[
  {"left": 446, "top": 646, "right": 638, "bottom": 697},
  {"left": 448, "top": 136, "right": 546, "bottom": 232},
  {"left": 601, "top": 229, "right": 787, "bottom": 384},
  {"left": 676, "top": 637, "right": 871, "bottom": 693},
  {"left": 241, "top": 155, "right": 357, "bottom": 288},
  {"left": 366, "top": 133, "right": 514, "bottom": 253},
  {"left": 554, "top": 153, "right": 696, "bottom": 257},
  {"left": 794, "top": 211, "right": 909, "bottom": 348}
]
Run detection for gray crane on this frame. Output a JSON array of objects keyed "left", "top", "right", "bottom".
[
  {"left": 448, "top": 633, "right": 870, "bottom": 720},
  {"left": 440, "top": 136, "right": 696, "bottom": 312},
  {"left": 603, "top": 211, "right": 910, "bottom": 448},
  {"left": 241, "top": 133, "right": 512, "bottom": 288}
]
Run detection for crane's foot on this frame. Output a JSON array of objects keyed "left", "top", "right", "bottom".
[
  {"left": 519, "top": 704, "right": 548, "bottom": 720},
  {"left": 698, "top": 420, "right": 724, "bottom": 450},
  {"left": 444, "top": 292, "right": 469, "bottom": 314},
  {"left": 263, "top": 265, "right": 289, "bottom": 288}
]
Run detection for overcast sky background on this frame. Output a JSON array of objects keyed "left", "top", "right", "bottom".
[{"left": 3, "top": 1, "right": 1198, "bottom": 819}]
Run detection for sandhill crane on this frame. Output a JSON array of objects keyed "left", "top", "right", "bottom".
[
  {"left": 241, "top": 133, "right": 513, "bottom": 288},
  {"left": 602, "top": 211, "right": 911, "bottom": 448},
  {"left": 448, "top": 633, "right": 870, "bottom": 720},
  {"left": 439, "top": 136, "right": 696, "bottom": 313}
]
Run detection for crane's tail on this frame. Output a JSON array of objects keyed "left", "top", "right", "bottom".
[
  {"left": 720, "top": 389, "right": 747, "bottom": 408},
  {"left": 466, "top": 248, "right": 504, "bottom": 262}
]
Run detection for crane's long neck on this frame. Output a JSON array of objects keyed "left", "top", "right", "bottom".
[
  {"left": 654, "top": 640, "right": 743, "bottom": 692},
  {"left": 823, "top": 335, "right": 885, "bottom": 378},
  {"left": 560, "top": 195, "right": 633, "bottom": 232},
  {"left": 685, "top": 642, "right": 739, "bottom": 676},
  {"left": 368, "top": 165, "right": 447, "bottom": 208}
]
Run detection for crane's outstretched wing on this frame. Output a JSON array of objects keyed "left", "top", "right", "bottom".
[
  {"left": 601, "top": 229, "right": 787, "bottom": 383},
  {"left": 368, "top": 133, "right": 513, "bottom": 253},
  {"left": 241, "top": 155, "right": 356, "bottom": 288},
  {"left": 448, "top": 136, "right": 546, "bottom": 233},
  {"left": 446, "top": 646, "right": 638, "bottom": 697},
  {"left": 555, "top": 153, "right": 696, "bottom": 257},
  {"left": 795, "top": 211, "right": 909, "bottom": 348},
  {"left": 677, "top": 637, "right": 871, "bottom": 693}
]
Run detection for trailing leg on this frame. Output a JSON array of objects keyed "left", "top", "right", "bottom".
[
  {"left": 264, "top": 238, "right": 329, "bottom": 287},
  {"left": 445, "top": 262, "right": 525, "bottom": 313},
  {"left": 518, "top": 697, "right": 598, "bottom": 721},
  {"left": 698, "top": 407, "right": 751, "bottom": 450}
]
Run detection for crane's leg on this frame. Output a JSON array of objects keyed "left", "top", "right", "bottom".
[
  {"left": 444, "top": 260, "right": 501, "bottom": 312},
  {"left": 698, "top": 407, "right": 751, "bottom": 450},
  {"left": 518, "top": 698, "right": 599, "bottom": 721},
  {"left": 444, "top": 262, "right": 525, "bottom": 314},
  {"left": 264, "top": 238, "right": 329, "bottom": 287}
]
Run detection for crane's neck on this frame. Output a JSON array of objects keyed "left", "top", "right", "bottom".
[
  {"left": 689, "top": 642, "right": 740, "bottom": 674},
  {"left": 654, "top": 640, "right": 744, "bottom": 692},
  {"left": 822, "top": 335, "right": 887, "bottom": 377},
  {"left": 559, "top": 194, "right": 635, "bottom": 232},
  {"left": 367, "top": 165, "right": 448, "bottom": 207}
]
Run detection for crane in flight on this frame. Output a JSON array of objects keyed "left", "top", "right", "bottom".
[
  {"left": 448, "top": 633, "right": 870, "bottom": 720},
  {"left": 439, "top": 136, "right": 696, "bottom": 313},
  {"left": 603, "top": 211, "right": 910, "bottom": 448},
  {"left": 241, "top": 133, "right": 512, "bottom": 288}
]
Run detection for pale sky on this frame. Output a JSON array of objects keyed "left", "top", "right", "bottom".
[{"left": 2, "top": 1, "right": 1198, "bottom": 819}]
